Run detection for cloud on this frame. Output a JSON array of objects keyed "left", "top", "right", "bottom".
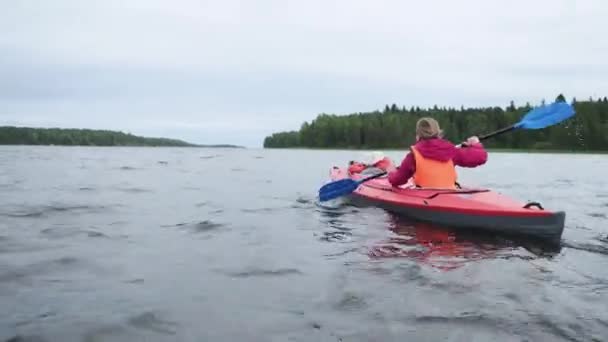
[{"left": 1, "top": 0, "right": 607, "bottom": 146}]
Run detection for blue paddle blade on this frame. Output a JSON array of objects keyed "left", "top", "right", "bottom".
[
  {"left": 515, "top": 101, "right": 575, "bottom": 130},
  {"left": 318, "top": 171, "right": 388, "bottom": 202},
  {"left": 318, "top": 178, "right": 359, "bottom": 202}
]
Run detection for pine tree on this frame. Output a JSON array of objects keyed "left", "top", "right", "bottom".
[{"left": 508, "top": 100, "right": 516, "bottom": 112}]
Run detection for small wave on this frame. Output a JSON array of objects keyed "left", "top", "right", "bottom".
[
  {"left": 200, "top": 154, "right": 222, "bottom": 159},
  {"left": 162, "top": 220, "right": 225, "bottom": 233},
  {"left": 414, "top": 313, "right": 500, "bottom": 328},
  {"left": 223, "top": 268, "right": 302, "bottom": 278},
  {"left": 292, "top": 196, "right": 316, "bottom": 209},
  {"left": 119, "top": 166, "right": 138, "bottom": 171},
  {"left": 334, "top": 292, "right": 368, "bottom": 311},
  {"left": 587, "top": 212, "right": 607, "bottom": 219},
  {"left": 323, "top": 247, "right": 361, "bottom": 258},
  {"left": 296, "top": 196, "right": 312, "bottom": 204},
  {"left": 127, "top": 312, "right": 177, "bottom": 335},
  {"left": 563, "top": 241, "right": 608, "bottom": 256},
  {"left": 0, "top": 204, "right": 110, "bottom": 218},
  {"left": 40, "top": 226, "right": 109, "bottom": 239},
  {"left": 109, "top": 221, "right": 128, "bottom": 226},
  {"left": 315, "top": 198, "right": 348, "bottom": 210},
  {"left": 86, "top": 230, "right": 108, "bottom": 238},
  {"left": 502, "top": 292, "right": 521, "bottom": 303},
  {"left": 157, "top": 161, "right": 168, "bottom": 165},
  {"left": 4, "top": 334, "right": 48, "bottom": 342},
  {"left": 231, "top": 168, "right": 246, "bottom": 172},
  {"left": 116, "top": 187, "right": 153, "bottom": 194},
  {"left": 254, "top": 156, "right": 264, "bottom": 159},
  {"left": 310, "top": 322, "right": 322, "bottom": 329},
  {"left": 319, "top": 230, "right": 352, "bottom": 242},
  {"left": 191, "top": 220, "right": 224, "bottom": 232},
  {"left": 78, "top": 187, "right": 95, "bottom": 191},
  {"left": 0, "top": 256, "right": 85, "bottom": 284},
  {"left": 241, "top": 207, "right": 280, "bottom": 213},
  {"left": 536, "top": 314, "right": 587, "bottom": 342},
  {"left": 125, "top": 278, "right": 145, "bottom": 284}
]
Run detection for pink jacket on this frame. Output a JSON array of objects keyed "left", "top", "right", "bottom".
[{"left": 388, "top": 138, "right": 488, "bottom": 186}]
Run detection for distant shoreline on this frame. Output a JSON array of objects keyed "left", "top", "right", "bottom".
[
  {"left": 0, "top": 126, "right": 243, "bottom": 148},
  {"left": 0, "top": 144, "right": 244, "bottom": 148}
]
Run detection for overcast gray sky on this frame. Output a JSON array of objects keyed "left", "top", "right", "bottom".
[{"left": 1, "top": 0, "right": 606, "bottom": 146}]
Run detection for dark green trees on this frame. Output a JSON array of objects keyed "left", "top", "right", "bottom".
[
  {"left": 0, "top": 127, "right": 196, "bottom": 146},
  {"left": 263, "top": 96, "right": 607, "bottom": 151}
]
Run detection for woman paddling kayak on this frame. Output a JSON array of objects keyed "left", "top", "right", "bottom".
[{"left": 388, "top": 117, "right": 488, "bottom": 189}]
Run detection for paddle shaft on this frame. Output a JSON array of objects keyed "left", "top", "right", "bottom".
[
  {"left": 457, "top": 124, "right": 516, "bottom": 148},
  {"left": 478, "top": 125, "right": 516, "bottom": 141},
  {"left": 358, "top": 170, "right": 388, "bottom": 183}
]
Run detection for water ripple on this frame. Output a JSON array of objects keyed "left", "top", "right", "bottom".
[
  {"left": 200, "top": 154, "right": 222, "bottom": 159},
  {"left": 222, "top": 268, "right": 303, "bottom": 278},
  {"left": 39, "top": 226, "right": 110, "bottom": 239},
  {"left": 127, "top": 312, "right": 178, "bottom": 335},
  {"left": 0, "top": 204, "right": 112, "bottom": 218},
  {"left": 161, "top": 220, "right": 225, "bottom": 233},
  {"left": 334, "top": 292, "right": 368, "bottom": 311},
  {"left": 562, "top": 241, "right": 608, "bottom": 256},
  {"left": 4, "top": 335, "right": 48, "bottom": 342},
  {"left": 115, "top": 187, "right": 153, "bottom": 194},
  {"left": 0, "top": 257, "right": 92, "bottom": 284}
]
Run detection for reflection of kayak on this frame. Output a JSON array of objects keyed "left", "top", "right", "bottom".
[
  {"left": 330, "top": 167, "right": 565, "bottom": 244},
  {"left": 368, "top": 215, "right": 561, "bottom": 271},
  {"left": 368, "top": 218, "right": 495, "bottom": 271}
]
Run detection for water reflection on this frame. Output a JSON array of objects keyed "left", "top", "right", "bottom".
[
  {"left": 314, "top": 200, "right": 562, "bottom": 269},
  {"left": 369, "top": 214, "right": 562, "bottom": 271}
]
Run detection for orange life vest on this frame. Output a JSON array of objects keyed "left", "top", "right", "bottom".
[{"left": 411, "top": 146, "right": 457, "bottom": 189}]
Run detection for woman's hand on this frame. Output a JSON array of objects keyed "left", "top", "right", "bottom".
[
  {"left": 462, "top": 136, "right": 480, "bottom": 147},
  {"left": 467, "top": 136, "right": 480, "bottom": 145}
]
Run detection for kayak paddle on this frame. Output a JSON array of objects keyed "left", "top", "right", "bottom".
[
  {"left": 318, "top": 171, "right": 387, "bottom": 202},
  {"left": 318, "top": 101, "right": 576, "bottom": 202},
  {"left": 475, "top": 101, "right": 576, "bottom": 142}
]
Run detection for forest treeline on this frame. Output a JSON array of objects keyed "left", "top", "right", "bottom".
[
  {"left": 0, "top": 127, "right": 197, "bottom": 147},
  {"left": 263, "top": 95, "right": 608, "bottom": 151}
]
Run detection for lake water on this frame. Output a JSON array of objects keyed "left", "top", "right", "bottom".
[{"left": 1, "top": 146, "right": 607, "bottom": 341}]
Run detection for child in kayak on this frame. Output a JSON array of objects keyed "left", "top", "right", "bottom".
[
  {"left": 348, "top": 152, "right": 394, "bottom": 175},
  {"left": 388, "top": 117, "right": 487, "bottom": 188}
]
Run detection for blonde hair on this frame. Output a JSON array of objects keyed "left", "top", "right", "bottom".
[{"left": 416, "top": 117, "right": 442, "bottom": 139}]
